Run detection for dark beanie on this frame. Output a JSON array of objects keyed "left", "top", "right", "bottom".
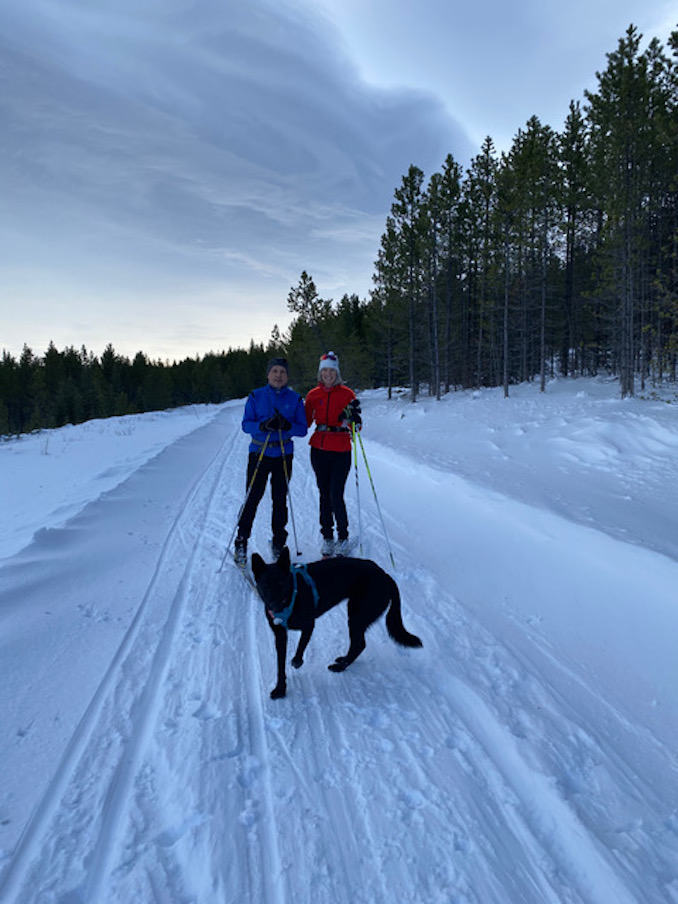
[{"left": 267, "top": 357, "right": 289, "bottom": 375}]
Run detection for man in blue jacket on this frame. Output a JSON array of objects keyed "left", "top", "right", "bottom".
[{"left": 235, "top": 358, "right": 307, "bottom": 564}]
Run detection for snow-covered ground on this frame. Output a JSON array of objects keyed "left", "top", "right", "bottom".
[{"left": 1, "top": 377, "right": 677, "bottom": 904}]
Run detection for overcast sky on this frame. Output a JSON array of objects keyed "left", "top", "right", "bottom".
[{"left": 1, "top": 0, "right": 674, "bottom": 362}]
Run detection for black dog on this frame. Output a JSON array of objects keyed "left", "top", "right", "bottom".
[{"left": 251, "top": 547, "right": 422, "bottom": 698}]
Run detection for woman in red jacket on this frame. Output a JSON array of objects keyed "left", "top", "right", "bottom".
[{"left": 304, "top": 352, "right": 361, "bottom": 557}]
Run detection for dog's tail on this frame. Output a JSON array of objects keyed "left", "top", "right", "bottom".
[{"left": 385, "top": 584, "right": 423, "bottom": 649}]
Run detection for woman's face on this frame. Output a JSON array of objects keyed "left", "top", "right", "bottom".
[{"left": 320, "top": 368, "right": 338, "bottom": 387}]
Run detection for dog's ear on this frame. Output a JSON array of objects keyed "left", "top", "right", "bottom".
[
  {"left": 277, "top": 546, "right": 291, "bottom": 571},
  {"left": 251, "top": 553, "right": 265, "bottom": 580}
]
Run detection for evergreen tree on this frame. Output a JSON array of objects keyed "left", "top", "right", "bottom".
[
  {"left": 371, "top": 215, "right": 406, "bottom": 396},
  {"left": 287, "top": 271, "right": 333, "bottom": 351},
  {"left": 558, "top": 101, "right": 594, "bottom": 376},
  {"left": 391, "top": 165, "right": 426, "bottom": 401},
  {"left": 421, "top": 171, "right": 445, "bottom": 398},
  {"left": 436, "top": 154, "right": 464, "bottom": 392},
  {"left": 463, "top": 138, "right": 500, "bottom": 387},
  {"left": 586, "top": 26, "right": 664, "bottom": 396},
  {"left": 504, "top": 117, "right": 560, "bottom": 390}
]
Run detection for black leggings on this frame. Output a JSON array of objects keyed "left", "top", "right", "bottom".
[
  {"left": 311, "top": 447, "right": 352, "bottom": 540},
  {"left": 237, "top": 453, "right": 292, "bottom": 545}
]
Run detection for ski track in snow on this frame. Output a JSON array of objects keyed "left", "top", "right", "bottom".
[
  {"left": 1, "top": 411, "right": 243, "bottom": 902},
  {"left": 1, "top": 395, "right": 677, "bottom": 903}
]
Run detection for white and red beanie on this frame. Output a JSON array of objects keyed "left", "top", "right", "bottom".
[{"left": 318, "top": 351, "right": 342, "bottom": 382}]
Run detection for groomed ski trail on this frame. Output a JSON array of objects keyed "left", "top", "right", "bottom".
[
  {"left": 2, "top": 400, "right": 676, "bottom": 903},
  {"left": 1, "top": 409, "right": 247, "bottom": 901}
]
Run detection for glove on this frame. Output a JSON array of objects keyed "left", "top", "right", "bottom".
[
  {"left": 260, "top": 413, "right": 292, "bottom": 432},
  {"left": 272, "top": 412, "right": 292, "bottom": 431},
  {"left": 342, "top": 399, "right": 362, "bottom": 427}
]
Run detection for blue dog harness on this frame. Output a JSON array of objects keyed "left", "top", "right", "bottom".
[{"left": 273, "top": 564, "right": 320, "bottom": 627}]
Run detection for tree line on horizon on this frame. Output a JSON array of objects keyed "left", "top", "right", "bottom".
[
  {"left": 2, "top": 24, "right": 677, "bottom": 435},
  {"left": 361, "top": 24, "right": 677, "bottom": 402}
]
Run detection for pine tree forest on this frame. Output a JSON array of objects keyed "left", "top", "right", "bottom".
[{"left": 2, "top": 25, "right": 677, "bottom": 435}]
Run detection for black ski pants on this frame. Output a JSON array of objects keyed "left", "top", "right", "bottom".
[
  {"left": 237, "top": 452, "right": 292, "bottom": 546},
  {"left": 310, "top": 447, "right": 352, "bottom": 541}
]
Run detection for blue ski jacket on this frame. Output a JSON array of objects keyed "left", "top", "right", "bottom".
[{"left": 241, "top": 384, "right": 307, "bottom": 457}]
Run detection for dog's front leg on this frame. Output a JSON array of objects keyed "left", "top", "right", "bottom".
[
  {"left": 291, "top": 625, "right": 314, "bottom": 669},
  {"left": 271, "top": 624, "right": 288, "bottom": 699}
]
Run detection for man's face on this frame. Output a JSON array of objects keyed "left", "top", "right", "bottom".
[{"left": 268, "top": 366, "right": 288, "bottom": 388}]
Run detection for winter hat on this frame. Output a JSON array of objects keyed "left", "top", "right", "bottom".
[
  {"left": 267, "top": 357, "right": 289, "bottom": 375},
  {"left": 318, "top": 351, "right": 342, "bottom": 382}
]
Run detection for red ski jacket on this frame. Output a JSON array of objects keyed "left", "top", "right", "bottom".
[{"left": 304, "top": 383, "right": 357, "bottom": 453}]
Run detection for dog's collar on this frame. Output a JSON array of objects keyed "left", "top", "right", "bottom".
[{"left": 273, "top": 564, "right": 320, "bottom": 627}]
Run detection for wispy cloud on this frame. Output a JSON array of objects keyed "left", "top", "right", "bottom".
[{"left": 0, "top": 0, "right": 472, "bottom": 359}]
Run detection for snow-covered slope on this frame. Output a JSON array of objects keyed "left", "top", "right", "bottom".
[{"left": 1, "top": 378, "right": 677, "bottom": 903}]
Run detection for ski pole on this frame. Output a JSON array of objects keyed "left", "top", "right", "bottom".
[
  {"left": 356, "top": 432, "right": 395, "bottom": 569},
  {"left": 219, "top": 433, "right": 271, "bottom": 571},
  {"left": 277, "top": 429, "right": 301, "bottom": 556},
  {"left": 351, "top": 423, "right": 363, "bottom": 556}
]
